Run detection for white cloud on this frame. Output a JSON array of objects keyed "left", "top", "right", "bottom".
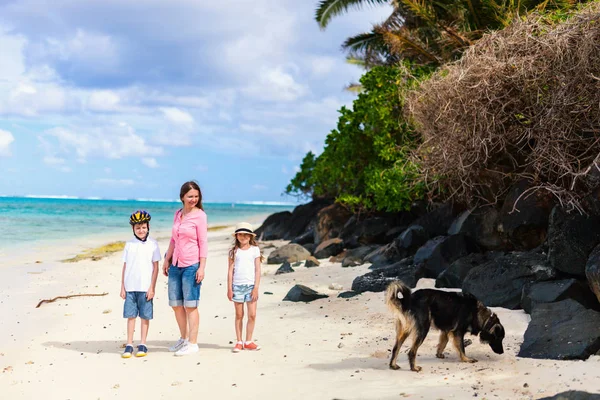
[
  {"left": 95, "top": 178, "right": 135, "bottom": 186},
  {"left": 252, "top": 184, "right": 268, "bottom": 191},
  {"left": 43, "top": 156, "right": 66, "bottom": 165},
  {"left": 242, "top": 66, "right": 308, "bottom": 102},
  {"left": 42, "top": 123, "right": 163, "bottom": 160},
  {"left": 161, "top": 107, "right": 195, "bottom": 126},
  {"left": 197, "top": 165, "right": 209, "bottom": 172},
  {"left": 88, "top": 90, "right": 120, "bottom": 112},
  {"left": 0, "top": 129, "right": 15, "bottom": 156},
  {"left": 141, "top": 157, "right": 159, "bottom": 168},
  {"left": 309, "top": 56, "right": 336, "bottom": 77}
]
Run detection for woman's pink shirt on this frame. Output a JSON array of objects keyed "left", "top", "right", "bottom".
[{"left": 170, "top": 208, "right": 208, "bottom": 267}]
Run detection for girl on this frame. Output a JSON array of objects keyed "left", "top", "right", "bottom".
[
  {"left": 227, "top": 222, "right": 263, "bottom": 353},
  {"left": 162, "top": 181, "right": 208, "bottom": 356}
]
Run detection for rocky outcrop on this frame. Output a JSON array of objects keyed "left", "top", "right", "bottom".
[
  {"left": 448, "top": 206, "right": 504, "bottom": 250},
  {"left": 462, "top": 250, "right": 557, "bottom": 309},
  {"left": 255, "top": 211, "right": 292, "bottom": 240},
  {"left": 413, "top": 234, "right": 473, "bottom": 279},
  {"left": 518, "top": 299, "right": 600, "bottom": 360},
  {"left": 314, "top": 238, "right": 344, "bottom": 259},
  {"left": 497, "top": 179, "right": 556, "bottom": 250},
  {"left": 341, "top": 245, "right": 379, "bottom": 268},
  {"left": 520, "top": 279, "right": 600, "bottom": 314},
  {"left": 351, "top": 258, "right": 418, "bottom": 293},
  {"left": 586, "top": 244, "right": 600, "bottom": 304},
  {"left": 267, "top": 244, "right": 311, "bottom": 264},
  {"left": 539, "top": 392, "right": 600, "bottom": 400},
  {"left": 436, "top": 252, "right": 502, "bottom": 289},
  {"left": 312, "top": 203, "right": 352, "bottom": 245},
  {"left": 547, "top": 206, "right": 600, "bottom": 277}
]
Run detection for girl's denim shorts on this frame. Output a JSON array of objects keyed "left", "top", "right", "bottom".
[
  {"left": 232, "top": 284, "right": 255, "bottom": 303},
  {"left": 168, "top": 263, "right": 201, "bottom": 308}
]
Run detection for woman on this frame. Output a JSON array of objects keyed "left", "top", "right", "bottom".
[{"left": 162, "top": 181, "right": 208, "bottom": 356}]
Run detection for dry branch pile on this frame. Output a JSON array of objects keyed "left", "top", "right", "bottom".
[{"left": 407, "top": 4, "right": 600, "bottom": 212}]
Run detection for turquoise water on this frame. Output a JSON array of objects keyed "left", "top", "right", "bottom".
[{"left": 0, "top": 197, "right": 294, "bottom": 250}]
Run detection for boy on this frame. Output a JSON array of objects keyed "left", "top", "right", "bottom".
[{"left": 120, "top": 210, "right": 161, "bottom": 358}]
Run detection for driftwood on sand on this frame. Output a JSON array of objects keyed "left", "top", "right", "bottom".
[{"left": 35, "top": 293, "right": 108, "bottom": 308}]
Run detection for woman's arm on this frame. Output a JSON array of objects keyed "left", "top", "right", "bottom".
[{"left": 195, "top": 211, "right": 208, "bottom": 283}]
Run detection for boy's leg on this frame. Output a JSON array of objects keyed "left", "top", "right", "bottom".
[
  {"left": 140, "top": 319, "right": 150, "bottom": 344},
  {"left": 127, "top": 318, "right": 136, "bottom": 345},
  {"left": 234, "top": 302, "right": 244, "bottom": 342},
  {"left": 245, "top": 301, "right": 257, "bottom": 343}
]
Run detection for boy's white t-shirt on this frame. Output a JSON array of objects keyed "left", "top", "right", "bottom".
[
  {"left": 233, "top": 245, "right": 261, "bottom": 285},
  {"left": 122, "top": 237, "right": 161, "bottom": 292}
]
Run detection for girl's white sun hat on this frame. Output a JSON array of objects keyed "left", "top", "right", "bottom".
[{"left": 232, "top": 222, "right": 256, "bottom": 237}]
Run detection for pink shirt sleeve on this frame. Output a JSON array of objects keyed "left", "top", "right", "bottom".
[{"left": 196, "top": 211, "right": 208, "bottom": 259}]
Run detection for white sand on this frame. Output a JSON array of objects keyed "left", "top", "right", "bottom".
[{"left": 0, "top": 229, "right": 598, "bottom": 400}]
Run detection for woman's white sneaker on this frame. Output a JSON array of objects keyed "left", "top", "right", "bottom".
[
  {"left": 168, "top": 338, "right": 187, "bottom": 352},
  {"left": 174, "top": 343, "right": 199, "bottom": 356}
]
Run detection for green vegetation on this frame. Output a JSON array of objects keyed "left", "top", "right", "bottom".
[
  {"left": 286, "top": 0, "right": 589, "bottom": 212},
  {"left": 286, "top": 64, "right": 433, "bottom": 211}
]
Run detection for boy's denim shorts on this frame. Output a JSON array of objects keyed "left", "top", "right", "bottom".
[
  {"left": 123, "top": 292, "right": 153, "bottom": 320},
  {"left": 168, "top": 263, "right": 201, "bottom": 308},
  {"left": 232, "top": 284, "right": 255, "bottom": 303}
]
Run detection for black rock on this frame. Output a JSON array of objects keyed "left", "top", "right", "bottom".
[
  {"left": 448, "top": 206, "right": 504, "bottom": 250},
  {"left": 586, "top": 244, "right": 600, "bottom": 305},
  {"left": 341, "top": 245, "right": 379, "bottom": 268},
  {"left": 411, "top": 203, "right": 461, "bottom": 238},
  {"left": 365, "top": 243, "right": 406, "bottom": 270},
  {"left": 436, "top": 252, "right": 502, "bottom": 289},
  {"left": 518, "top": 299, "right": 600, "bottom": 360},
  {"left": 255, "top": 211, "right": 292, "bottom": 240},
  {"left": 275, "top": 262, "right": 294, "bottom": 275},
  {"left": 521, "top": 279, "right": 600, "bottom": 314},
  {"left": 413, "top": 234, "right": 472, "bottom": 279},
  {"left": 283, "top": 284, "right": 328, "bottom": 302},
  {"left": 291, "top": 229, "right": 314, "bottom": 246},
  {"left": 338, "top": 291, "right": 361, "bottom": 299},
  {"left": 394, "top": 225, "right": 428, "bottom": 255},
  {"left": 314, "top": 238, "right": 344, "bottom": 259},
  {"left": 548, "top": 206, "right": 600, "bottom": 277},
  {"left": 498, "top": 179, "right": 556, "bottom": 250},
  {"left": 284, "top": 199, "right": 333, "bottom": 240},
  {"left": 302, "top": 243, "right": 316, "bottom": 255},
  {"left": 462, "top": 250, "right": 557, "bottom": 309},
  {"left": 304, "top": 256, "right": 320, "bottom": 268},
  {"left": 538, "top": 391, "right": 600, "bottom": 400},
  {"left": 351, "top": 258, "right": 418, "bottom": 293}
]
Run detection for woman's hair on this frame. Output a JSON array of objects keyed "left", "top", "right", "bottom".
[
  {"left": 229, "top": 234, "right": 265, "bottom": 262},
  {"left": 179, "top": 181, "right": 204, "bottom": 210}
]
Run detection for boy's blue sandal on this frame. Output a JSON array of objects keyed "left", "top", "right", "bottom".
[
  {"left": 135, "top": 344, "right": 148, "bottom": 357},
  {"left": 122, "top": 345, "right": 134, "bottom": 359}
]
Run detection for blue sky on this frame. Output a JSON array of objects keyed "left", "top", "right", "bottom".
[{"left": 0, "top": 0, "right": 391, "bottom": 203}]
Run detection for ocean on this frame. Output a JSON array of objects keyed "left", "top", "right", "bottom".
[{"left": 0, "top": 196, "right": 295, "bottom": 252}]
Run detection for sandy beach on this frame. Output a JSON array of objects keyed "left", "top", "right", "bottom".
[{"left": 1, "top": 228, "right": 599, "bottom": 400}]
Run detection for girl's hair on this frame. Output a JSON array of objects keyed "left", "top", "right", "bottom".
[
  {"left": 229, "top": 234, "right": 265, "bottom": 262},
  {"left": 179, "top": 181, "right": 204, "bottom": 210}
]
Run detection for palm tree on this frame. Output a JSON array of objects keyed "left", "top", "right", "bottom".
[{"left": 317, "top": 0, "right": 579, "bottom": 68}]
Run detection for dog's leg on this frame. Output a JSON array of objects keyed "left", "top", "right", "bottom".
[
  {"left": 452, "top": 333, "right": 477, "bottom": 363},
  {"left": 389, "top": 319, "right": 409, "bottom": 370},
  {"left": 408, "top": 327, "right": 428, "bottom": 372},
  {"left": 436, "top": 332, "right": 449, "bottom": 359}
]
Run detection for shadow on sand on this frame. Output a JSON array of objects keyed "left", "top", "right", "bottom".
[{"left": 43, "top": 340, "right": 230, "bottom": 354}]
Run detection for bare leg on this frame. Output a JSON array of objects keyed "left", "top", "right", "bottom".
[
  {"left": 186, "top": 307, "right": 199, "bottom": 344},
  {"left": 234, "top": 302, "right": 244, "bottom": 342},
  {"left": 126, "top": 318, "right": 135, "bottom": 344},
  {"left": 436, "top": 332, "right": 449, "bottom": 359},
  {"left": 389, "top": 319, "right": 410, "bottom": 370},
  {"left": 140, "top": 319, "right": 149, "bottom": 344},
  {"left": 172, "top": 306, "right": 188, "bottom": 340},
  {"left": 452, "top": 333, "right": 477, "bottom": 363},
  {"left": 245, "top": 301, "right": 257, "bottom": 342}
]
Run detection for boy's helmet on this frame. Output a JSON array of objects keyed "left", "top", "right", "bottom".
[{"left": 129, "top": 210, "right": 151, "bottom": 225}]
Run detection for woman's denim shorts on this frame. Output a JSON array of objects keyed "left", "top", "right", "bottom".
[{"left": 168, "top": 263, "right": 201, "bottom": 308}]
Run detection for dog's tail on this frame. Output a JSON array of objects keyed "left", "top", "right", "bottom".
[{"left": 385, "top": 280, "right": 411, "bottom": 314}]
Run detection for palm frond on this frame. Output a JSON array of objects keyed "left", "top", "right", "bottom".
[{"left": 316, "top": 0, "right": 390, "bottom": 29}]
